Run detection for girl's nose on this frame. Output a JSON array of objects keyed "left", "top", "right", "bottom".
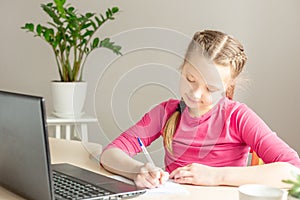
[{"left": 191, "top": 86, "right": 203, "bottom": 99}]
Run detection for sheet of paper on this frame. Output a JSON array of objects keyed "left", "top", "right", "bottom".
[
  {"left": 110, "top": 175, "right": 189, "bottom": 195},
  {"left": 144, "top": 180, "right": 189, "bottom": 195}
]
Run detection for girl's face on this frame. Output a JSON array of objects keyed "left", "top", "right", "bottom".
[{"left": 179, "top": 58, "right": 230, "bottom": 117}]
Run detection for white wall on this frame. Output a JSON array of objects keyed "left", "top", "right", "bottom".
[{"left": 1, "top": 0, "right": 299, "bottom": 166}]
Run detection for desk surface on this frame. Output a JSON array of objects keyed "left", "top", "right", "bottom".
[{"left": 0, "top": 138, "right": 240, "bottom": 200}]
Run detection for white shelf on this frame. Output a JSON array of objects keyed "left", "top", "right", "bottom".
[
  {"left": 47, "top": 115, "right": 98, "bottom": 124},
  {"left": 46, "top": 114, "right": 98, "bottom": 141}
]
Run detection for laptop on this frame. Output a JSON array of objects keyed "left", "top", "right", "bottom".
[{"left": 0, "top": 90, "right": 146, "bottom": 200}]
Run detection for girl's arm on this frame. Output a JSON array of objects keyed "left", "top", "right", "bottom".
[
  {"left": 219, "top": 162, "right": 299, "bottom": 187},
  {"left": 99, "top": 100, "right": 176, "bottom": 188},
  {"left": 100, "top": 147, "right": 144, "bottom": 180},
  {"left": 101, "top": 147, "right": 169, "bottom": 188},
  {"left": 170, "top": 162, "right": 299, "bottom": 188},
  {"left": 237, "top": 104, "right": 300, "bottom": 168}
]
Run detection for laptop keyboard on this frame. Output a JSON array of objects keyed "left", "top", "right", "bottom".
[{"left": 53, "top": 171, "right": 116, "bottom": 200}]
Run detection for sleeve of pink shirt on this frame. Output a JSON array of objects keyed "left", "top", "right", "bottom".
[
  {"left": 103, "top": 99, "right": 178, "bottom": 157},
  {"left": 234, "top": 104, "right": 300, "bottom": 168}
]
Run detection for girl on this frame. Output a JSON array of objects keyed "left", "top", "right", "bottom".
[{"left": 100, "top": 30, "right": 300, "bottom": 189}]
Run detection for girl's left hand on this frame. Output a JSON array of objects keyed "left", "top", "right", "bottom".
[{"left": 169, "top": 163, "right": 221, "bottom": 186}]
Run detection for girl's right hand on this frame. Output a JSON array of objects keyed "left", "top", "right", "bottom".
[{"left": 133, "top": 163, "right": 169, "bottom": 189}]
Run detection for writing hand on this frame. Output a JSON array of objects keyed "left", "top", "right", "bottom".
[{"left": 134, "top": 163, "right": 169, "bottom": 189}]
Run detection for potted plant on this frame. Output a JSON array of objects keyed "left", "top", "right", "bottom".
[
  {"left": 21, "top": 0, "right": 122, "bottom": 118},
  {"left": 283, "top": 172, "right": 300, "bottom": 199}
]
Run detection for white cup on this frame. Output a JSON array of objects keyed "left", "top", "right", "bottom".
[{"left": 238, "top": 184, "right": 284, "bottom": 200}]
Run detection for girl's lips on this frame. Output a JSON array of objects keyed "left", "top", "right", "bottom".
[{"left": 186, "top": 95, "right": 200, "bottom": 103}]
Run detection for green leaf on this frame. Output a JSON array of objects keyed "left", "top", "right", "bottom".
[
  {"left": 113, "top": 45, "right": 122, "bottom": 53},
  {"left": 65, "top": 6, "right": 77, "bottom": 19},
  {"left": 92, "top": 38, "right": 99, "bottom": 48},
  {"left": 68, "top": 6, "right": 75, "bottom": 12},
  {"left": 108, "top": 8, "right": 113, "bottom": 16},
  {"left": 100, "top": 38, "right": 109, "bottom": 46},
  {"left": 41, "top": 4, "right": 62, "bottom": 25},
  {"left": 100, "top": 38, "right": 122, "bottom": 55},
  {"left": 81, "top": 22, "right": 92, "bottom": 30},
  {"left": 53, "top": 40, "right": 58, "bottom": 49},
  {"left": 94, "top": 16, "right": 102, "bottom": 26},
  {"left": 55, "top": 32, "right": 63, "bottom": 42},
  {"left": 47, "top": 22, "right": 58, "bottom": 29},
  {"left": 290, "top": 186, "right": 300, "bottom": 197},
  {"left": 22, "top": 23, "right": 34, "bottom": 32},
  {"left": 44, "top": 29, "right": 52, "bottom": 42},
  {"left": 283, "top": 180, "right": 296, "bottom": 184},
  {"left": 111, "top": 7, "right": 119, "bottom": 13},
  {"left": 283, "top": 173, "right": 300, "bottom": 198},
  {"left": 54, "top": 0, "right": 66, "bottom": 17},
  {"left": 54, "top": 0, "right": 66, "bottom": 7},
  {"left": 66, "top": 45, "right": 71, "bottom": 52},
  {"left": 36, "top": 24, "right": 42, "bottom": 35},
  {"left": 100, "top": 14, "right": 105, "bottom": 21},
  {"left": 85, "top": 12, "right": 95, "bottom": 18},
  {"left": 68, "top": 19, "right": 79, "bottom": 30},
  {"left": 82, "top": 30, "right": 93, "bottom": 38},
  {"left": 89, "top": 20, "right": 97, "bottom": 30},
  {"left": 46, "top": 3, "right": 53, "bottom": 7},
  {"left": 78, "top": 38, "right": 87, "bottom": 47},
  {"left": 106, "top": 10, "right": 111, "bottom": 18}
]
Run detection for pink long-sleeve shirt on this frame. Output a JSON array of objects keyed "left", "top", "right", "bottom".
[{"left": 104, "top": 97, "right": 300, "bottom": 173}]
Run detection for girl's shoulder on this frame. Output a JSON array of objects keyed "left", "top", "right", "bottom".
[
  {"left": 224, "top": 97, "right": 254, "bottom": 116},
  {"left": 160, "top": 98, "right": 180, "bottom": 106},
  {"left": 225, "top": 97, "right": 246, "bottom": 108},
  {"left": 159, "top": 98, "right": 180, "bottom": 111},
  {"left": 149, "top": 99, "right": 180, "bottom": 118}
]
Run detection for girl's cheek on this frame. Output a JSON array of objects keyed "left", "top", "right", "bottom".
[
  {"left": 179, "top": 79, "right": 191, "bottom": 95},
  {"left": 200, "top": 92, "right": 214, "bottom": 105}
]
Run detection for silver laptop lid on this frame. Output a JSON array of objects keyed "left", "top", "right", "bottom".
[{"left": 0, "top": 90, "right": 53, "bottom": 200}]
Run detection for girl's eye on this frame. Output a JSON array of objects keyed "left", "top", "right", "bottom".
[
  {"left": 207, "top": 85, "right": 220, "bottom": 93},
  {"left": 186, "top": 74, "right": 195, "bottom": 82}
]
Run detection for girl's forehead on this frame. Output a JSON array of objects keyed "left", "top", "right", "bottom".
[{"left": 182, "top": 59, "right": 225, "bottom": 90}]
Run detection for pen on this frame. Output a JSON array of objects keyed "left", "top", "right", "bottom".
[
  {"left": 137, "top": 137, "right": 154, "bottom": 165},
  {"left": 137, "top": 137, "right": 170, "bottom": 183}
]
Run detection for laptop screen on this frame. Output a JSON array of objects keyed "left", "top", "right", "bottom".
[{"left": 0, "top": 91, "right": 53, "bottom": 200}]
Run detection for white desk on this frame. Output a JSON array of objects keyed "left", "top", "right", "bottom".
[
  {"left": 0, "top": 138, "right": 242, "bottom": 200},
  {"left": 46, "top": 115, "right": 97, "bottom": 141}
]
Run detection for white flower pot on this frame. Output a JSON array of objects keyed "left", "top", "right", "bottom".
[{"left": 51, "top": 81, "right": 87, "bottom": 118}]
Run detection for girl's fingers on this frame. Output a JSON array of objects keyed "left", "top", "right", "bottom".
[
  {"left": 174, "top": 176, "right": 193, "bottom": 184},
  {"left": 144, "top": 173, "right": 160, "bottom": 188},
  {"left": 149, "top": 169, "right": 161, "bottom": 179},
  {"left": 137, "top": 163, "right": 165, "bottom": 188},
  {"left": 135, "top": 171, "right": 158, "bottom": 188},
  {"left": 160, "top": 171, "right": 170, "bottom": 183},
  {"left": 173, "top": 169, "right": 193, "bottom": 180},
  {"left": 145, "top": 162, "right": 163, "bottom": 180},
  {"left": 170, "top": 166, "right": 191, "bottom": 178},
  {"left": 170, "top": 168, "right": 194, "bottom": 184}
]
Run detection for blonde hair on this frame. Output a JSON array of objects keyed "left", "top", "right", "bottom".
[{"left": 163, "top": 30, "right": 247, "bottom": 153}]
